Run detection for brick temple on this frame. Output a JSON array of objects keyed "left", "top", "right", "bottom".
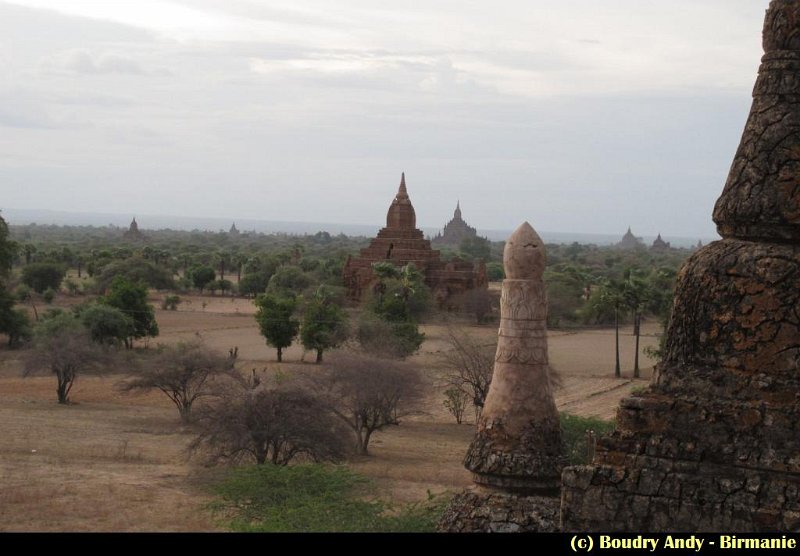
[
  {"left": 432, "top": 201, "right": 479, "bottom": 246},
  {"left": 343, "top": 174, "right": 487, "bottom": 305}
]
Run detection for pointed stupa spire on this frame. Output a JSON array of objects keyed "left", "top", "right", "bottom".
[
  {"left": 454, "top": 200, "right": 462, "bottom": 220},
  {"left": 397, "top": 172, "right": 408, "bottom": 198},
  {"left": 386, "top": 172, "right": 416, "bottom": 229}
]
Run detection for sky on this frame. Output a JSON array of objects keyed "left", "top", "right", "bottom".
[{"left": 0, "top": 0, "right": 772, "bottom": 239}]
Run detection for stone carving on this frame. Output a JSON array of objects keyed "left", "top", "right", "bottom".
[
  {"left": 438, "top": 222, "right": 564, "bottom": 532},
  {"left": 561, "top": 1, "right": 800, "bottom": 532},
  {"left": 342, "top": 174, "right": 487, "bottom": 304}
]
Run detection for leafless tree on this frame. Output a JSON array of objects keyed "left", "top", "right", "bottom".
[
  {"left": 190, "top": 377, "right": 350, "bottom": 465},
  {"left": 305, "top": 353, "right": 424, "bottom": 455},
  {"left": 440, "top": 328, "right": 496, "bottom": 418},
  {"left": 441, "top": 327, "right": 562, "bottom": 421},
  {"left": 119, "top": 340, "right": 236, "bottom": 423},
  {"left": 24, "top": 314, "right": 111, "bottom": 404}
]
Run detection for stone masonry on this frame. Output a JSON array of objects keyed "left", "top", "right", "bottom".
[{"left": 561, "top": 0, "right": 800, "bottom": 532}]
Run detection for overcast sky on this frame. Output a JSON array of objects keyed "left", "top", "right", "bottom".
[{"left": 0, "top": 0, "right": 771, "bottom": 238}]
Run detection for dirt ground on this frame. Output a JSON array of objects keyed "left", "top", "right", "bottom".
[{"left": 0, "top": 293, "right": 660, "bottom": 530}]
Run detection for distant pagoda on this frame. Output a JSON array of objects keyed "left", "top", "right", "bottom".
[
  {"left": 229, "top": 222, "right": 240, "bottom": 235},
  {"left": 343, "top": 173, "right": 487, "bottom": 306},
  {"left": 617, "top": 226, "right": 643, "bottom": 249},
  {"left": 123, "top": 217, "right": 146, "bottom": 241},
  {"left": 651, "top": 233, "right": 671, "bottom": 251},
  {"left": 432, "top": 201, "right": 479, "bottom": 246}
]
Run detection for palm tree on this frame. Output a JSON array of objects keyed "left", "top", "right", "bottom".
[
  {"left": 622, "top": 270, "right": 650, "bottom": 378},
  {"left": 596, "top": 279, "right": 627, "bottom": 378}
]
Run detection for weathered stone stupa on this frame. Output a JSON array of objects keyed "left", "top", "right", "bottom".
[
  {"left": 439, "top": 222, "right": 565, "bottom": 532},
  {"left": 561, "top": 1, "right": 800, "bottom": 531}
]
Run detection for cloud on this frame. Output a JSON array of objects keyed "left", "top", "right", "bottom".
[
  {"left": 43, "top": 49, "right": 146, "bottom": 75},
  {"left": 0, "top": 89, "right": 57, "bottom": 129}
]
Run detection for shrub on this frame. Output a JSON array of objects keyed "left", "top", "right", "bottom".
[{"left": 210, "top": 464, "right": 445, "bottom": 532}]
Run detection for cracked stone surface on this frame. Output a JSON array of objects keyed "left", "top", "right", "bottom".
[{"left": 561, "top": 1, "right": 800, "bottom": 532}]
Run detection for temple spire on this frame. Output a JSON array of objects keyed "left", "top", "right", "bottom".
[
  {"left": 398, "top": 172, "right": 408, "bottom": 198},
  {"left": 455, "top": 200, "right": 462, "bottom": 219}
]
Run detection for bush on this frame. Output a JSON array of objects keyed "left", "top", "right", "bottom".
[
  {"left": 22, "top": 262, "right": 65, "bottom": 294},
  {"left": 356, "top": 313, "right": 423, "bottom": 359},
  {"left": 560, "top": 413, "right": 615, "bottom": 465},
  {"left": 42, "top": 287, "right": 55, "bottom": 304},
  {"left": 210, "top": 464, "right": 445, "bottom": 532},
  {"left": 162, "top": 295, "right": 182, "bottom": 310},
  {"left": 486, "top": 262, "right": 504, "bottom": 281}
]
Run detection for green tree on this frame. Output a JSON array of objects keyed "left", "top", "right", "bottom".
[
  {"left": 622, "top": 270, "right": 650, "bottom": 378},
  {"left": 594, "top": 280, "right": 627, "bottom": 378},
  {"left": 267, "top": 265, "right": 312, "bottom": 297},
  {"left": 103, "top": 277, "right": 159, "bottom": 348},
  {"left": 0, "top": 215, "right": 16, "bottom": 275},
  {"left": 79, "top": 304, "right": 135, "bottom": 347},
  {"left": 189, "top": 264, "right": 216, "bottom": 293},
  {"left": 459, "top": 236, "right": 491, "bottom": 261},
  {"left": 94, "top": 256, "right": 175, "bottom": 292},
  {"left": 21, "top": 262, "right": 65, "bottom": 294},
  {"left": 300, "top": 288, "right": 349, "bottom": 363},
  {"left": 0, "top": 286, "right": 31, "bottom": 347},
  {"left": 254, "top": 293, "right": 299, "bottom": 362}
]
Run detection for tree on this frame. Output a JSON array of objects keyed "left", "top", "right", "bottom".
[
  {"left": 300, "top": 289, "right": 348, "bottom": 363},
  {"left": 21, "top": 262, "right": 65, "bottom": 294},
  {"left": 0, "top": 286, "right": 31, "bottom": 347},
  {"left": 188, "top": 264, "right": 216, "bottom": 293},
  {"left": 443, "top": 387, "right": 469, "bottom": 424},
  {"left": 309, "top": 354, "right": 423, "bottom": 455},
  {"left": 0, "top": 214, "right": 16, "bottom": 275},
  {"left": 79, "top": 304, "right": 135, "bottom": 347},
  {"left": 267, "top": 265, "right": 312, "bottom": 297},
  {"left": 190, "top": 378, "right": 349, "bottom": 465},
  {"left": 589, "top": 280, "right": 627, "bottom": 378},
  {"left": 103, "top": 277, "right": 159, "bottom": 348},
  {"left": 622, "top": 270, "right": 650, "bottom": 378},
  {"left": 356, "top": 313, "right": 424, "bottom": 359},
  {"left": 254, "top": 293, "right": 299, "bottom": 362},
  {"left": 441, "top": 329, "right": 495, "bottom": 418},
  {"left": 120, "top": 341, "right": 235, "bottom": 423},
  {"left": 486, "top": 262, "right": 504, "bottom": 282},
  {"left": 459, "top": 236, "right": 491, "bottom": 261},
  {"left": 24, "top": 313, "right": 108, "bottom": 404},
  {"left": 362, "top": 263, "right": 428, "bottom": 358},
  {"left": 238, "top": 272, "right": 271, "bottom": 297},
  {"left": 94, "top": 256, "right": 175, "bottom": 292}
]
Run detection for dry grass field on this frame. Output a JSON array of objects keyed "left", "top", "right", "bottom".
[{"left": 0, "top": 293, "right": 659, "bottom": 531}]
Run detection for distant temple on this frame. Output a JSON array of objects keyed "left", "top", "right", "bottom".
[
  {"left": 229, "top": 222, "right": 240, "bottom": 235},
  {"left": 617, "top": 227, "right": 643, "bottom": 249},
  {"left": 432, "top": 201, "right": 479, "bottom": 246},
  {"left": 123, "top": 217, "right": 146, "bottom": 241},
  {"left": 651, "top": 233, "right": 671, "bottom": 251},
  {"left": 343, "top": 174, "right": 487, "bottom": 306}
]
